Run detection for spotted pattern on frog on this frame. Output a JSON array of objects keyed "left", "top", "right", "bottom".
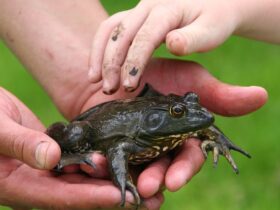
[{"left": 129, "top": 133, "right": 192, "bottom": 164}]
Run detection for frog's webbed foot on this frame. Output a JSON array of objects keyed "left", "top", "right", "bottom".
[
  {"left": 53, "top": 153, "right": 97, "bottom": 172},
  {"left": 107, "top": 141, "right": 142, "bottom": 209},
  {"left": 200, "top": 125, "right": 251, "bottom": 174}
]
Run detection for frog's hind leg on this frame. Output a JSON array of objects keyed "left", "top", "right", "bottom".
[
  {"left": 107, "top": 141, "right": 142, "bottom": 209},
  {"left": 199, "top": 125, "right": 251, "bottom": 174},
  {"left": 54, "top": 153, "right": 97, "bottom": 172}
]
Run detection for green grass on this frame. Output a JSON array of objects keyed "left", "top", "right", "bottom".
[{"left": 1, "top": 0, "right": 280, "bottom": 209}]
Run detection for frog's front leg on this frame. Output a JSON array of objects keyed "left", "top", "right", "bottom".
[
  {"left": 54, "top": 153, "right": 96, "bottom": 172},
  {"left": 196, "top": 125, "right": 251, "bottom": 174},
  {"left": 107, "top": 141, "right": 142, "bottom": 208}
]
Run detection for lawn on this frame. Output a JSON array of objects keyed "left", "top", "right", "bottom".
[{"left": 1, "top": 1, "right": 280, "bottom": 209}]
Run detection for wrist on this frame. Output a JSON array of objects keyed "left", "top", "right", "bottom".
[
  {"left": 231, "top": 0, "right": 253, "bottom": 37},
  {"left": 232, "top": 0, "right": 280, "bottom": 43}
]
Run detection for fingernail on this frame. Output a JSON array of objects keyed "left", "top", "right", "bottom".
[
  {"left": 102, "top": 80, "right": 114, "bottom": 95},
  {"left": 123, "top": 78, "right": 131, "bottom": 87},
  {"left": 35, "top": 142, "right": 50, "bottom": 169},
  {"left": 123, "top": 79, "right": 135, "bottom": 92},
  {"left": 103, "top": 89, "right": 114, "bottom": 95}
]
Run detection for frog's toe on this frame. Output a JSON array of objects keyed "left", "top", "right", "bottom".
[
  {"left": 201, "top": 139, "right": 242, "bottom": 174},
  {"left": 201, "top": 140, "right": 225, "bottom": 169},
  {"left": 53, "top": 153, "right": 97, "bottom": 171},
  {"left": 119, "top": 180, "right": 141, "bottom": 209},
  {"left": 53, "top": 161, "right": 64, "bottom": 172},
  {"left": 200, "top": 125, "right": 251, "bottom": 173},
  {"left": 126, "top": 180, "right": 141, "bottom": 208},
  {"left": 80, "top": 156, "right": 97, "bottom": 169}
]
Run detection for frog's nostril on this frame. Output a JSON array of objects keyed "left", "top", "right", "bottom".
[{"left": 208, "top": 113, "right": 215, "bottom": 123}]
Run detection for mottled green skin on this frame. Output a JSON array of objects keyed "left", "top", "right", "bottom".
[{"left": 47, "top": 85, "right": 251, "bottom": 208}]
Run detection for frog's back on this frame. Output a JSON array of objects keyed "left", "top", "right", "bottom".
[{"left": 77, "top": 96, "right": 170, "bottom": 143}]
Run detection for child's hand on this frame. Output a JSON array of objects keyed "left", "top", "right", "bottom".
[{"left": 88, "top": 0, "right": 239, "bottom": 94}]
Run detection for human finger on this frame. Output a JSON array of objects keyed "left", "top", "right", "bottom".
[
  {"left": 165, "top": 139, "right": 204, "bottom": 191},
  {"left": 88, "top": 11, "right": 129, "bottom": 83},
  {"left": 143, "top": 59, "right": 268, "bottom": 116},
  {"left": 80, "top": 152, "right": 110, "bottom": 178},
  {"left": 0, "top": 88, "right": 60, "bottom": 169},
  {"left": 101, "top": 7, "right": 151, "bottom": 94},
  {"left": 137, "top": 156, "right": 171, "bottom": 198},
  {"left": 2, "top": 166, "right": 163, "bottom": 210},
  {"left": 0, "top": 119, "right": 60, "bottom": 169},
  {"left": 3, "top": 172, "right": 132, "bottom": 209},
  {"left": 166, "top": 12, "right": 236, "bottom": 55},
  {"left": 121, "top": 5, "right": 182, "bottom": 92}
]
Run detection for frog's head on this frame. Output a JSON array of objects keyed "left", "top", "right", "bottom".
[
  {"left": 46, "top": 121, "right": 92, "bottom": 152},
  {"left": 139, "top": 92, "right": 214, "bottom": 138}
]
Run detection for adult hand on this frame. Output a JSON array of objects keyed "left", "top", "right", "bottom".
[
  {"left": 0, "top": 88, "right": 164, "bottom": 210},
  {"left": 0, "top": 1, "right": 267, "bottom": 208},
  {"left": 0, "top": 0, "right": 163, "bottom": 208},
  {"left": 79, "top": 58, "right": 268, "bottom": 195}
]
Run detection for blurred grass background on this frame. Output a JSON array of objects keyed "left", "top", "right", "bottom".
[{"left": 0, "top": 0, "right": 280, "bottom": 209}]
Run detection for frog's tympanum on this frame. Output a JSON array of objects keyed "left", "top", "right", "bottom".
[{"left": 47, "top": 84, "right": 251, "bottom": 208}]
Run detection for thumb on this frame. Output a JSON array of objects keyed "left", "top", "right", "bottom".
[
  {"left": 166, "top": 16, "right": 233, "bottom": 55},
  {"left": 0, "top": 115, "right": 61, "bottom": 169}
]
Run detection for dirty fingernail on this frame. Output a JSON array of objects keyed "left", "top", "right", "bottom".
[
  {"left": 103, "top": 80, "right": 116, "bottom": 95},
  {"left": 123, "top": 78, "right": 130, "bottom": 86}
]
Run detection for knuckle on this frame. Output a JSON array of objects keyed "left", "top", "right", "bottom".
[
  {"left": 10, "top": 131, "right": 38, "bottom": 164},
  {"left": 98, "top": 19, "right": 111, "bottom": 30},
  {"left": 102, "top": 62, "right": 121, "bottom": 75},
  {"left": 130, "top": 33, "right": 156, "bottom": 56},
  {"left": 134, "top": 32, "right": 151, "bottom": 45},
  {"left": 152, "top": 4, "right": 183, "bottom": 26},
  {"left": 9, "top": 132, "right": 25, "bottom": 161},
  {"left": 0, "top": 88, "right": 21, "bottom": 123},
  {"left": 99, "top": 10, "right": 128, "bottom": 30}
]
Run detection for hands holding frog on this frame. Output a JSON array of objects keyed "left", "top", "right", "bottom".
[
  {"left": 0, "top": 61, "right": 266, "bottom": 210},
  {"left": 0, "top": 0, "right": 275, "bottom": 209}
]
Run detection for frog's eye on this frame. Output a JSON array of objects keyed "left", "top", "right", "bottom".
[{"left": 170, "top": 104, "right": 186, "bottom": 118}]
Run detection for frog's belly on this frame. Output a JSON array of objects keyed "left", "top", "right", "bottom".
[{"left": 128, "top": 133, "right": 191, "bottom": 164}]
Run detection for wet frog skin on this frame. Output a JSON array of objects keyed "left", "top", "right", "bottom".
[{"left": 47, "top": 84, "right": 251, "bottom": 208}]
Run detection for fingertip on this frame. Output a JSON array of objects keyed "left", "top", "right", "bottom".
[
  {"left": 35, "top": 139, "right": 61, "bottom": 169},
  {"left": 122, "top": 76, "right": 141, "bottom": 93},
  {"left": 88, "top": 66, "right": 102, "bottom": 83},
  {"left": 166, "top": 31, "right": 187, "bottom": 56},
  {"left": 46, "top": 141, "right": 61, "bottom": 169},
  {"left": 138, "top": 157, "right": 170, "bottom": 198},
  {"left": 250, "top": 86, "right": 268, "bottom": 107},
  {"left": 138, "top": 176, "right": 161, "bottom": 198},
  {"left": 244, "top": 86, "right": 268, "bottom": 113},
  {"left": 102, "top": 79, "right": 119, "bottom": 95},
  {"left": 207, "top": 85, "right": 269, "bottom": 116},
  {"left": 165, "top": 139, "right": 204, "bottom": 192},
  {"left": 165, "top": 170, "right": 187, "bottom": 192}
]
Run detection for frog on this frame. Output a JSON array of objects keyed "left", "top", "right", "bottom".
[{"left": 46, "top": 84, "right": 251, "bottom": 208}]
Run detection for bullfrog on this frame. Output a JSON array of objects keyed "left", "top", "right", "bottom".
[{"left": 46, "top": 84, "right": 251, "bottom": 208}]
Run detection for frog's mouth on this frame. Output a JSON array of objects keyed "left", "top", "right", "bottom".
[{"left": 187, "top": 107, "right": 214, "bottom": 130}]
